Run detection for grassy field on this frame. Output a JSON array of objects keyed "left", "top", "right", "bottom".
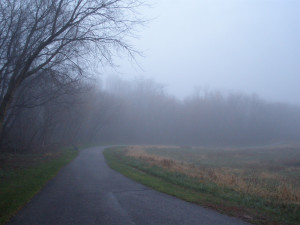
[
  {"left": 104, "top": 145, "right": 300, "bottom": 225},
  {"left": 0, "top": 148, "right": 78, "bottom": 225}
]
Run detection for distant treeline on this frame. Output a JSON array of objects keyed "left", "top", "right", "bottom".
[
  {"left": 102, "top": 76, "right": 300, "bottom": 146},
  {"left": 3, "top": 76, "right": 300, "bottom": 152}
]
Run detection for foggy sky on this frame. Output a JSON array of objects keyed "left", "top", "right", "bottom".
[{"left": 103, "top": 0, "right": 300, "bottom": 105}]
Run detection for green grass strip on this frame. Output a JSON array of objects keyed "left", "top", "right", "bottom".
[{"left": 0, "top": 148, "right": 78, "bottom": 225}]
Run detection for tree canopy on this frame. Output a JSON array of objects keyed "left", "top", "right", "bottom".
[{"left": 0, "top": 0, "right": 143, "bottom": 147}]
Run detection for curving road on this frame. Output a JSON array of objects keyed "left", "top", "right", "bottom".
[{"left": 8, "top": 147, "right": 250, "bottom": 225}]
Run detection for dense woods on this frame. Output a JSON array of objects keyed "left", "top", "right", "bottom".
[
  {"left": 0, "top": 0, "right": 143, "bottom": 152},
  {"left": 3, "top": 75, "right": 300, "bottom": 152},
  {"left": 102, "top": 76, "right": 300, "bottom": 146},
  {"left": 1, "top": 0, "right": 299, "bottom": 153}
]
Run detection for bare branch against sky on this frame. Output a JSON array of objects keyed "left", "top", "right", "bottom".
[{"left": 0, "top": 0, "right": 144, "bottom": 146}]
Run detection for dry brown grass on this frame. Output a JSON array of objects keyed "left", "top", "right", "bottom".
[{"left": 125, "top": 146, "right": 300, "bottom": 204}]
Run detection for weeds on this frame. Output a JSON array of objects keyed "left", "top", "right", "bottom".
[
  {"left": 126, "top": 145, "right": 300, "bottom": 203},
  {"left": 105, "top": 146, "right": 300, "bottom": 225}
]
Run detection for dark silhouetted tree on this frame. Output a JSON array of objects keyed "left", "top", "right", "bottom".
[{"left": 0, "top": 0, "right": 144, "bottom": 148}]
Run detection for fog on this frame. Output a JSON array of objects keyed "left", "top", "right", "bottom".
[
  {"left": 104, "top": 0, "right": 300, "bottom": 105},
  {"left": 101, "top": 76, "right": 300, "bottom": 146},
  {"left": 1, "top": 0, "right": 300, "bottom": 152}
]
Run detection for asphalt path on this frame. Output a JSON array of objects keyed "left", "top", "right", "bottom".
[{"left": 8, "top": 146, "right": 250, "bottom": 225}]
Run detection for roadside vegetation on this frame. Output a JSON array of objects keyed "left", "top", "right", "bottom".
[
  {"left": 0, "top": 148, "right": 78, "bottom": 225},
  {"left": 104, "top": 145, "right": 300, "bottom": 225}
]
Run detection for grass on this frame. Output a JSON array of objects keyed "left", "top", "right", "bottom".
[
  {"left": 104, "top": 145, "right": 300, "bottom": 225},
  {"left": 0, "top": 148, "right": 78, "bottom": 225}
]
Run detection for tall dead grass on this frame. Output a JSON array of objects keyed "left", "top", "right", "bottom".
[{"left": 125, "top": 146, "right": 300, "bottom": 204}]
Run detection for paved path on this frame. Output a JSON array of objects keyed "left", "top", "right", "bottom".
[{"left": 8, "top": 147, "right": 250, "bottom": 225}]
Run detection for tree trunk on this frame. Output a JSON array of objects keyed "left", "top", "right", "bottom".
[{"left": 0, "top": 83, "right": 18, "bottom": 150}]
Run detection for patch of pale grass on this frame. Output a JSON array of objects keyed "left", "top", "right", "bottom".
[{"left": 125, "top": 147, "right": 300, "bottom": 204}]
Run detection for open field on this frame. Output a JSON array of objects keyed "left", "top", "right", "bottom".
[
  {"left": 0, "top": 148, "right": 78, "bottom": 225},
  {"left": 104, "top": 145, "right": 300, "bottom": 225}
]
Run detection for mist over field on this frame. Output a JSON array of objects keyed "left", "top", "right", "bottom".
[
  {"left": 1, "top": 1, "right": 300, "bottom": 224},
  {"left": 1, "top": 0, "right": 300, "bottom": 151},
  {"left": 107, "top": 0, "right": 300, "bottom": 105},
  {"left": 6, "top": 74, "right": 300, "bottom": 152},
  {"left": 100, "top": 76, "right": 300, "bottom": 146}
]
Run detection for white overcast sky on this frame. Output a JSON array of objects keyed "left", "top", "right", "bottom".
[{"left": 103, "top": 0, "right": 300, "bottom": 105}]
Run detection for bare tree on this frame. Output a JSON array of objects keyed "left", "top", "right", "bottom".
[{"left": 0, "top": 0, "right": 143, "bottom": 148}]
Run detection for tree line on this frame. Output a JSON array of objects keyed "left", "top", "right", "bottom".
[
  {"left": 101, "top": 76, "right": 300, "bottom": 146},
  {"left": 3, "top": 74, "right": 300, "bottom": 152},
  {"left": 1, "top": 0, "right": 300, "bottom": 153},
  {"left": 0, "top": 0, "right": 143, "bottom": 152}
]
